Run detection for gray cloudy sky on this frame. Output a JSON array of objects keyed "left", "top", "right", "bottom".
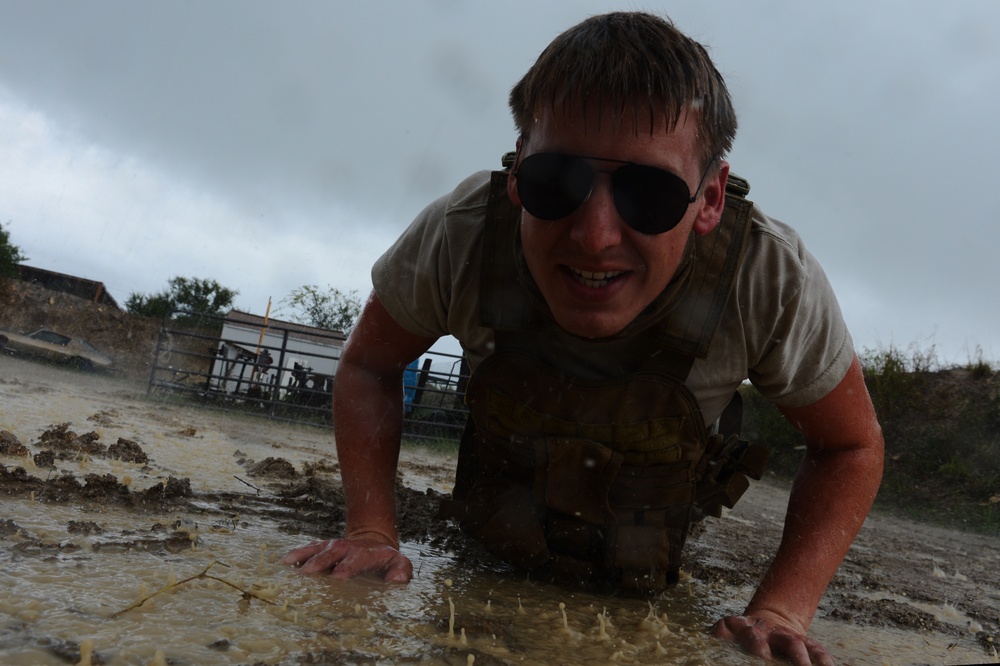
[{"left": 1, "top": 1, "right": 998, "bottom": 363}]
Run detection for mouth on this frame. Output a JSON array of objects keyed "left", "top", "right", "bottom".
[{"left": 568, "top": 268, "right": 624, "bottom": 288}]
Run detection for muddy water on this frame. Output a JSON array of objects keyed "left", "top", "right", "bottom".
[
  {"left": 2, "top": 494, "right": 987, "bottom": 666},
  {"left": 1, "top": 492, "right": 736, "bottom": 665},
  {"left": 1, "top": 355, "right": 995, "bottom": 665}
]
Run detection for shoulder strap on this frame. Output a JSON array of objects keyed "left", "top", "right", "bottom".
[
  {"left": 479, "top": 171, "right": 542, "bottom": 331},
  {"left": 650, "top": 177, "right": 754, "bottom": 358}
]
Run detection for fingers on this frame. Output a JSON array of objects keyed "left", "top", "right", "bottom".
[
  {"left": 280, "top": 539, "right": 329, "bottom": 566},
  {"left": 712, "top": 615, "right": 836, "bottom": 666},
  {"left": 325, "top": 541, "right": 378, "bottom": 578},
  {"left": 809, "top": 642, "right": 837, "bottom": 666},
  {"left": 281, "top": 538, "right": 414, "bottom": 583},
  {"left": 717, "top": 616, "right": 774, "bottom": 662},
  {"left": 299, "top": 539, "right": 352, "bottom": 574},
  {"left": 768, "top": 628, "right": 834, "bottom": 666},
  {"left": 383, "top": 552, "right": 415, "bottom": 583},
  {"left": 326, "top": 542, "right": 413, "bottom": 582}
]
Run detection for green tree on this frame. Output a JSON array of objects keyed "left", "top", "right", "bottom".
[
  {"left": 126, "top": 276, "right": 238, "bottom": 318},
  {"left": 124, "top": 291, "right": 174, "bottom": 319},
  {"left": 278, "top": 285, "right": 362, "bottom": 333},
  {"left": 0, "top": 222, "right": 28, "bottom": 279}
]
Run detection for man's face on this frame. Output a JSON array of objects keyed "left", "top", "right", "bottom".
[{"left": 509, "top": 107, "right": 728, "bottom": 339}]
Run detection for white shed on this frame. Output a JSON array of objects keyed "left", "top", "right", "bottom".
[{"left": 208, "top": 310, "right": 346, "bottom": 401}]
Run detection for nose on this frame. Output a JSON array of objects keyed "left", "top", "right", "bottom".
[{"left": 568, "top": 175, "right": 624, "bottom": 253}]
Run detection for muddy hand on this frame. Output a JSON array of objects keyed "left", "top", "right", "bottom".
[
  {"left": 281, "top": 537, "right": 413, "bottom": 583},
  {"left": 712, "top": 614, "right": 835, "bottom": 666}
]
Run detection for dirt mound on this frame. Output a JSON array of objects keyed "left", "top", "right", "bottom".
[
  {"left": 23, "top": 422, "right": 150, "bottom": 467},
  {"left": 0, "top": 278, "right": 160, "bottom": 381},
  {"left": 0, "top": 430, "right": 28, "bottom": 456},
  {"left": 0, "top": 465, "right": 191, "bottom": 509},
  {"left": 246, "top": 456, "right": 299, "bottom": 479}
]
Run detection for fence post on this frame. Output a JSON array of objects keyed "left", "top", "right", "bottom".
[
  {"left": 270, "top": 329, "right": 291, "bottom": 416},
  {"left": 412, "top": 358, "right": 433, "bottom": 411},
  {"left": 145, "top": 314, "right": 172, "bottom": 399},
  {"left": 454, "top": 355, "right": 470, "bottom": 409}
]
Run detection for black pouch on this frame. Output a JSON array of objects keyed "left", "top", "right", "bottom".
[
  {"left": 442, "top": 476, "right": 551, "bottom": 570},
  {"left": 533, "top": 436, "right": 623, "bottom": 526}
]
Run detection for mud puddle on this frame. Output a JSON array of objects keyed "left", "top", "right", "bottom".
[{"left": 1, "top": 354, "right": 998, "bottom": 665}]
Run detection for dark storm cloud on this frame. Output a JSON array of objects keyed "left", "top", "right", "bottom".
[{"left": 0, "top": 0, "right": 998, "bottom": 360}]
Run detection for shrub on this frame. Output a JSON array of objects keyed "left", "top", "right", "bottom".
[{"left": 741, "top": 344, "right": 1000, "bottom": 535}]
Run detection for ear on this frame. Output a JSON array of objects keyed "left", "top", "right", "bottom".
[
  {"left": 507, "top": 136, "right": 524, "bottom": 207},
  {"left": 691, "top": 160, "right": 730, "bottom": 236}
]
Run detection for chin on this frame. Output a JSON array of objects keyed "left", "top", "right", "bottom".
[{"left": 553, "top": 312, "right": 630, "bottom": 340}]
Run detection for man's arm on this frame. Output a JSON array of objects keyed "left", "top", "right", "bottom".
[
  {"left": 282, "top": 292, "right": 438, "bottom": 581},
  {"left": 714, "top": 353, "right": 884, "bottom": 665}
]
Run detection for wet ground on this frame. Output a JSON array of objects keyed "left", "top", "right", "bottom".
[{"left": 1, "top": 353, "right": 998, "bottom": 665}]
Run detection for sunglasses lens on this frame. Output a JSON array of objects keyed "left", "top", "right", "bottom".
[
  {"left": 515, "top": 153, "right": 696, "bottom": 234},
  {"left": 515, "top": 153, "right": 593, "bottom": 220},
  {"left": 613, "top": 164, "right": 691, "bottom": 235}
]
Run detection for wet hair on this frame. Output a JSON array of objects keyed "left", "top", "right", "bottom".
[{"left": 509, "top": 11, "right": 737, "bottom": 165}]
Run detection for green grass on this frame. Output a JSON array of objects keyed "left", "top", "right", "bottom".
[{"left": 741, "top": 344, "right": 1000, "bottom": 535}]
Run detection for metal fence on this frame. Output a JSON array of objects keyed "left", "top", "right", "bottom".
[{"left": 145, "top": 310, "right": 469, "bottom": 442}]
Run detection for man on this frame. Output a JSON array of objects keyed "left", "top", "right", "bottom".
[{"left": 283, "top": 12, "right": 883, "bottom": 665}]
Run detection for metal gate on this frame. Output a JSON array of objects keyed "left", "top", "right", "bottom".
[{"left": 145, "top": 309, "right": 469, "bottom": 441}]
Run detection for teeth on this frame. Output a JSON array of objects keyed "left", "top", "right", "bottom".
[{"left": 571, "top": 268, "right": 622, "bottom": 287}]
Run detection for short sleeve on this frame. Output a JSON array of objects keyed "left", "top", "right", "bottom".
[
  {"left": 688, "top": 208, "right": 855, "bottom": 423},
  {"left": 743, "top": 218, "right": 854, "bottom": 408},
  {"left": 371, "top": 171, "right": 495, "bottom": 357}
]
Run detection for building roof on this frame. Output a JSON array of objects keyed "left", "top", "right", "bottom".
[
  {"left": 16, "top": 264, "right": 121, "bottom": 310},
  {"left": 224, "top": 310, "right": 346, "bottom": 347}
]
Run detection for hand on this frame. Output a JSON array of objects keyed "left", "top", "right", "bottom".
[
  {"left": 712, "top": 613, "right": 835, "bottom": 665},
  {"left": 281, "top": 536, "right": 413, "bottom": 583}
]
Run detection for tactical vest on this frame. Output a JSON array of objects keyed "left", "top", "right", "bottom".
[{"left": 442, "top": 158, "right": 768, "bottom": 593}]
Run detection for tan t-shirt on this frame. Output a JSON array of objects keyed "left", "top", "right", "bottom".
[{"left": 373, "top": 170, "right": 854, "bottom": 425}]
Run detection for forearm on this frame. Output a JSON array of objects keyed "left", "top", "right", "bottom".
[
  {"left": 746, "top": 443, "right": 883, "bottom": 631},
  {"left": 332, "top": 359, "right": 405, "bottom": 547}
]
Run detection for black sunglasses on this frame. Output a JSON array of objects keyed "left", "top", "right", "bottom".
[{"left": 513, "top": 152, "right": 716, "bottom": 235}]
